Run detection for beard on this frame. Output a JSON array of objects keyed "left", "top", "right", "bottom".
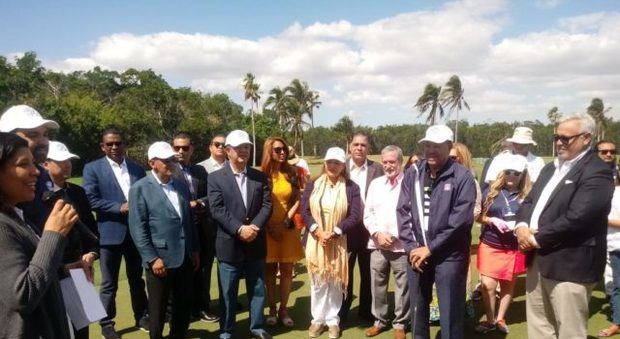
[{"left": 32, "top": 145, "right": 48, "bottom": 164}]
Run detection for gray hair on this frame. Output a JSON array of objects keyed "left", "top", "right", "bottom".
[
  {"left": 558, "top": 112, "right": 596, "bottom": 135},
  {"left": 381, "top": 145, "right": 403, "bottom": 163}
]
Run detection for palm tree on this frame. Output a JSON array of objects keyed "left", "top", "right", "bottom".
[
  {"left": 414, "top": 83, "right": 444, "bottom": 125},
  {"left": 243, "top": 72, "right": 261, "bottom": 166},
  {"left": 440, "top": 75, "right": 469, "bottom": 142},
  {"left": 587, "top": 98, "right": 612, "bottom": 142},
  {"left": 547, "top": 106, "right": 562, "bottom": 157},
  {"left": 285, "top": 79, "right": 317, "bottom": 157},
  {"left": 263, "top": 86, "right": 288, "bottom": 133}
]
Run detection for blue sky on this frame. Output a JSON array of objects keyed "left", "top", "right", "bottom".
[{"left": 2, "top": 0, "right": 619, "bottom": 127}]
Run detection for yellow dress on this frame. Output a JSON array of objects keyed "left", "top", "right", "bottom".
[{"left": 266, "top": 171, "right": 305, "bottom": 263}]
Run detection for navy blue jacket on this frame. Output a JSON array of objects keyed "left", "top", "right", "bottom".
[
  {"left": 207, "top": 165, "right": 272, "bottom": 263},
  {"left": 17, "top": 164, "right": 53, "bottom": 233},
  {"left": 397, "top": 159, "right": 476, "bottom": 262},
  {"left": 83, "top": 157, "right": 146, "bottom": 246}
]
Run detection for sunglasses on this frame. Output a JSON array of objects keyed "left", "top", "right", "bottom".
[
  {"left": 104, "top": 141, "right": 123, "bottom": 147},
  {"left": 598, "top": 149, "right": 617, "bottom": 155},
  {"left": 503, "top": 169, "right": 522, "bottom": 176},
  {"left": 553, "top": 133, "right": 586, "bottom": 145},
  {"left": 161, "top": 157, "right": 178, "bottom": 164},
  {"left": 449, "top": 155, "right": 458, "bottom": 160},
  {"left": 211, "top": 141, "right": 225, "bottom": 148},
  {"left": 272, "top": 147, "right": 287, "bottom": 154},
  {"left": 173, "top": 145, "right": 190, "bottom": 151}
]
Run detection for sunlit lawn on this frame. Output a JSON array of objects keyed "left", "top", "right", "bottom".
[{"left": 79, "top": 155, "right": 610, "bottom": 338}]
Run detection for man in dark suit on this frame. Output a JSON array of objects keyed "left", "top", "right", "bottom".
[
  {"left": 129, "top": 141, "right": 200, "bottom": 339},
  {"left": 172, "top": 132, "right": 219, "bottom": 322},
  {"left": 83, "top": 127, "right": 149, "bottom": 338},
  {"left": 341, "top": 132, "right": 384, "bottom": 322},
  {"left": 397, "top": 125, "right": 476, "bottom": 339},
  {"left": 208, "top": 129, "right": 273, "bottom": 339},
  {"left": 515, "top": 113, "right": 614, "bottom": 338}
]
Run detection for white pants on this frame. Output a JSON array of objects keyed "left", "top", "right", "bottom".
[{"left": 310, "top": 276, "right": 343, "bottom": 326}]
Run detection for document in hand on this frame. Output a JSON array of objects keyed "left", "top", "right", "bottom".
[{"left": 60, "top": 268, "right": 107, "bottom": 330}]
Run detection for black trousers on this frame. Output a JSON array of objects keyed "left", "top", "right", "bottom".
[
  {"left": 146, "top": 257, "right": 194, "bottom": 339},
  {"left": 193, "top": 234, "right": 218, "bottom": 313},
  {"left": 340, "top": 247, "right": 372, "bottom": 320}
]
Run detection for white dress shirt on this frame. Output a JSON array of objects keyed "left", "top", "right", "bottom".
[
  {"left": 363, "top": 173, "right": 404, "bottom": 252},
  {"left": 349, "top": 160, "right": 369, "bottom": 204},
  {"left": 607, "top": 186, "right": 620, "bottom": 252},
  {"left": 198, "top": 157, "right": 225, "bottom": 174},
  {"left": 106, "top": 156, "right": 131, "bottom": 200},
  {"left": 230, "top": 163, "right": 247, "bottom": 209},
  {"left": 151, "top": 171, "right": 182, "bottom": 218}
]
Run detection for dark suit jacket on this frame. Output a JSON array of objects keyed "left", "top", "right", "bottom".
[
  {"left": 301, "top": 178, "right": 362, "bottom": 236},
  {"left": 345, "top": 159, "right": 384, "bottom": 251},
  {"left": 207, "top": 165, "right": 272, "bottom": 263},
  {"left": 175, "top": 164, "right": 214, "bottom": 239},
  {"left": 62, "top": 182, "right": 99, "bottom": 264},
  {"left": 83, "top": 157, "right": 146, "bottom": 246},
  {"left": 516, "top": 150, "right": 613, "bottom": 283},
  {"left": 128, "top": 175, "right": 199, "bottom": 269}
]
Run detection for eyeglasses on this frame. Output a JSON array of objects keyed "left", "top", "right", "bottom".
[
  {"left": 272, "top": 147, "right": 287, "bottom": 154},
  {"left": 598, "top": 149, "right": 617, "bottom": 155},
  {"left": 553, "top": 133, "right": 587, "bottom": 145},
  {"left": 503, "top": 169, "right": 522, "bottom": 176},
  {"left": 211, "top": 141, "right": 225, "bottom": 148},
  {"left": 104, "top": 141, "right": 123, "bottom": 147},
  {"left": 173, "top": 145, "right": 190, "bottom": 152}
]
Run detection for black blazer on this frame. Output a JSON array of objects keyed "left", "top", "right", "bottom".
[
  {"left": 176, "top": 164, "right": 214, "bottom": 239},
  {"left": 516, "top": 150, "right": 613, "bottom": 283},
  {"left": 62, "top": 182, "right": 99, "bottom": 264},
  {"left": 207, "top": 165, "right": 272, "bottom": 263},
  {"left": 345, "top": 159, "right": 384, "bottom": 251}
]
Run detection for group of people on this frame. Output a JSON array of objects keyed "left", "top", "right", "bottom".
[{"left": 0, "top": 102, "right": 618, "bottom": 339}]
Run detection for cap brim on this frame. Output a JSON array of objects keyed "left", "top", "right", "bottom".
[
  {"left": 418, "top": 137, "right": 451, "bottom": 144},
  {"left": 149, "top": 152, "right": 177, "bottom": 161},
  {"left": 506, "top": 137, "right": 537, "bottom": 146},
  {"left": 226, "top": 141, "right": 253, "bottom": 147}
]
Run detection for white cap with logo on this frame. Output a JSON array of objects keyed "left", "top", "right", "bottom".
[
  {"left": 148, "top": 141, "right": 176, "bottom": 161},
  {"left": 0, "top": 105, "right": 59, "bottom": 132},
  {"left": 225, "top": 130, "right": 253, "bottom": 147},
  {"left": 47, "top": 141, "right": 79, "bottom": 161},
  {"left": 419, "top": 125, "right": 454, "bottom": 144},
  {"left": 324, "top": 147, "right": 346, "bottom": 163}
]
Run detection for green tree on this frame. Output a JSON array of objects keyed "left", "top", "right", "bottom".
[
  {"left": 263, "top": 86, "right": 288, "bottom": 133},
  {"left": 440, "top": 75, "right": 469, "bottom": 142},
  {"left": 587, "top": 98, "right": 612, "bottom": 141},
  {"left": 243, "top": 72, "right": 261, "bottom": 166},
  {"left": 414, "top": 83, "right": 444, "bottom": 125}
]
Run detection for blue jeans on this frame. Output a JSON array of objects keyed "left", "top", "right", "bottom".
[
  {"left": 611, "top": 251, "right": 620, "bottom": 324},
  {"left": 218, "top": 259, "right": 266, "bottom": 338}
]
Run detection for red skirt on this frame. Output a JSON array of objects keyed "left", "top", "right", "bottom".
[{"left": 477, "top": 241, "right": 526, "bottom": 281}]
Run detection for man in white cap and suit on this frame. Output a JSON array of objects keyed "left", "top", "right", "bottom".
[
  {"left": 129, "top": 141, "right": 200, "bottom": 339},
  {"left": 208, "top": 129, "right": 273, "bottom": 339},
  {"left": 0, "top": 104, "right": 59, "bottom": 231},
  {"left": 397, "top": 125, "right": 476, "bottom": 339},
  {"left": 485, "top": 127, "right": 545, "bottom": 184}
]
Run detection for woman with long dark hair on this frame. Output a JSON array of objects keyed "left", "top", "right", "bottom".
[
  {"left": 260, "top": 137, "right": 305, "bottom": 328},
  {"left": 0, "top": 132, "right": 78, "bottom": 338}
]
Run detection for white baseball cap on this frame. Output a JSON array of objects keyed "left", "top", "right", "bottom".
[
  {"left": 225, "top": 130, "right": 253, "bottom": 147},
  {"left": 47, "top": 141, "right": 79, "bottom": 161},
  {"left": 147, "top": 141, "right": 176, "bottom": 160},
  {"left": 506, "top": 127, "right": 537, "bottom": 146},
  {"left": 324, "top": 147, "right": 346, "bottom": 163},
  {"left": 419, "top": 125, "right": 454, "bottom": 144},
  {"left": 496, "top": 153, "right": 528, "bottom": 173},
  {"left": 0, "top": 105, "right": 59, "bottom": 132}
]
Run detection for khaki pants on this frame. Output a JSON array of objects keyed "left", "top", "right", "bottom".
[{"left": 526, "top": 256, "right": 595, "bottom": 339}]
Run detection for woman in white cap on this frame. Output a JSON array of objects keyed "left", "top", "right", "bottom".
[
  {"left": 301, "top": 147, "right": 362, "bottom": 339},
  {"left": 475, "top": 153, "right": 532, "bottom": 334}
]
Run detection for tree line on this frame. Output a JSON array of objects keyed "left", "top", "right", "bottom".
[{"left": 1, "top": 52, "right": 616, "bottom": 173}]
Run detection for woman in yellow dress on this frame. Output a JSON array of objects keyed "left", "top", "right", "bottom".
[{"left": 260, "top": 137, "right": 305, "bottom": 328}]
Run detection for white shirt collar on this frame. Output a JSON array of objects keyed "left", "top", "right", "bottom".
[
  {"left": 349, "top": 159, "right": 368, "bottom": 171},
  {"left": 229, "top": 162, "right": 247, "bottom": 175},
  {"left": 106, "top": 156, "right": 127, "bottom": 168},
  {"left": 151, "top": 170, "right": 173, "bottom": 186},
  {"left": 384, "top": 172, "right": 404, "bottom": 185},
  {"left": 553, "top": 148, "right": 590, "bottom": 171}
]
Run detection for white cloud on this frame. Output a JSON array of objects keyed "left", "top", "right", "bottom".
[
  {"left": 535, "top": 0, "right": 565, "bottom": 9},
  {"left": 31, "top": 0, "right": 620, "bottom": 127}
]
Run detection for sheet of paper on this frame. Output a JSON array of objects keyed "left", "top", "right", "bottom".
[{"left": 60, "top": 268, "right": 107, "bottom": 330}]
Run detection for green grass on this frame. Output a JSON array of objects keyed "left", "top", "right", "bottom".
[{"left": 85, "top": 155, "right": 611, "bottom": 338}]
